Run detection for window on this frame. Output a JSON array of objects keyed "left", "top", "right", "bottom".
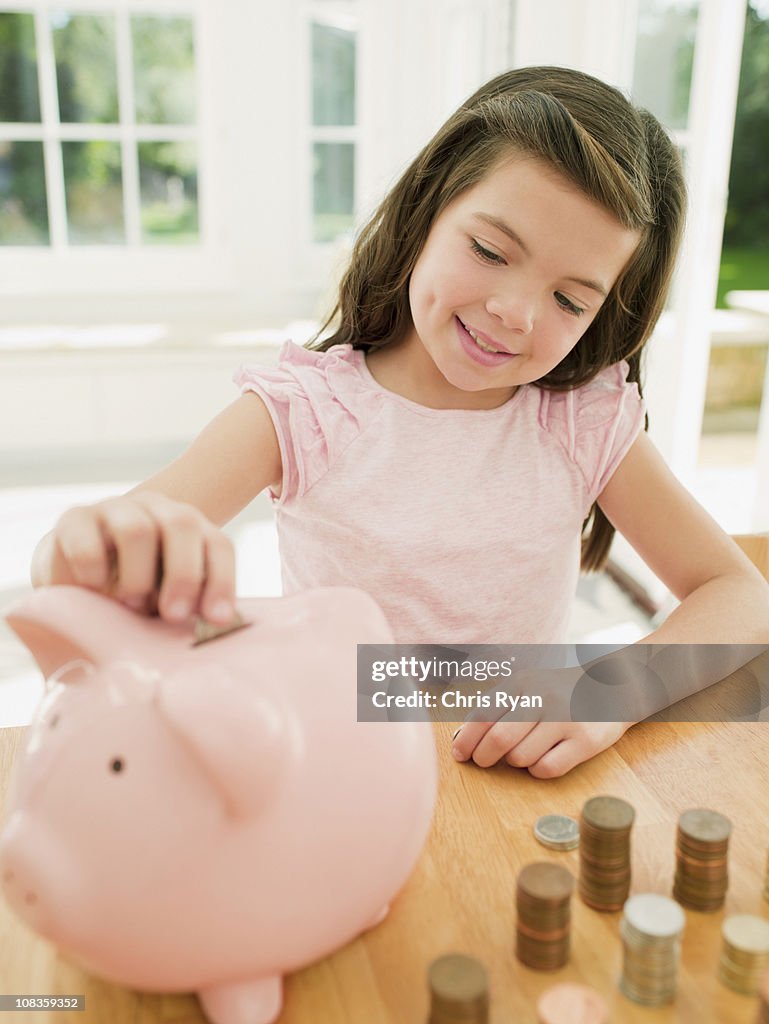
[
  {"left": 630, "top": 0, "right": 700, "bottom": 318},
  {"left": 631, "top": 0, "right": 699, "bottom": 137},
  {"left": 310, "top": 2, "right": 357, "bottom": 244},
  {"left": 0, "top": 5, "right": 199, "bottom": 248}
]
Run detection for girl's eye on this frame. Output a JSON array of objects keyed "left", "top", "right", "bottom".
[
  {"left": 470, "top": 239, "right": 505, "bottom": 264},
  {"left": 554, "top": 292, "right": 585, "bottom": 317}
]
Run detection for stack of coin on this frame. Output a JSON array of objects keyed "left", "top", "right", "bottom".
[
  {"left": 673, "top": 808, "right": 731, "bottom": 911},
  {"left": 719, "top": 915, "right": 769, "bottom": 995},
  {"left": 578, "top": 795, "right": 635, "bottom": 911},
  {"left": 537, "top": 982, "right": 609, "bottom": 1024},
  {"left": 620, "top": 893, "right": 685, "bottom": 1006},
  {"left": 534, "top": 814, "right": 580, "bottom": 852},
  {"left": 756, "top": 969, "right": 769, "bottom": 1023},
  {"left": 516, "top": 862, "right": 574, "bottom": 971},
  {"left": 428, "top": 954, "right": 489, "bottom": 1023}
]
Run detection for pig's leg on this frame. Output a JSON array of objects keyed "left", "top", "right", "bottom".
[{"left": 198, "top": 975, "right": 282, "bottom": 1024}]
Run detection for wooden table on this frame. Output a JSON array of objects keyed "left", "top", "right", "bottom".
[{"left": 1, "top": 719, "right": 769, "bottom": 1024}]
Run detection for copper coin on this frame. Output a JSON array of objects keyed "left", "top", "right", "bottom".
[
  {"left": 537, "top": 982, "right": 609, "bottom": 1024},
  {"left": 428, "top": 953, "right": 488, "bottom": 1016},
  {"left": 678, "top": 808, "right": 731, "bottom": 844},
  {"left": 518, "top": 862, "right": 574, "bottom": 902},
  {"left": 676, "top": 851, "right": 728, "bottom": 869},
  {"left": 516, "top": 919, "right": 571, "bottom": 942},
  {"left": 582, "top": 795, "right": 635, "bottom": 831}
]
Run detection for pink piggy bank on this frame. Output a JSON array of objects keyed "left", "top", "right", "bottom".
[{"left": 0, "top": 585, "right": 436, "bottom": 1024}]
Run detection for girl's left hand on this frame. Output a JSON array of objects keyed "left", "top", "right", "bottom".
[{"left": 451, "top": 720, "right": 632, "bottom": 779}]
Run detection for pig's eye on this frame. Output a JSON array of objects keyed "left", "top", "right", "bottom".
[
  {"left": 110, "top": 758, "right": 125, "bottom": 773},
  {"left": 49, "top": 714, "right": 60, "bottom": 729}
]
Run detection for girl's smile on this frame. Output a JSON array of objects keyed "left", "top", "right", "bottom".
[
  {"left": 455, "top": 316, "right": 520, "bottom": 366},
  {"left": 368, "top": 154, "right": 641, "bottom": 411}
]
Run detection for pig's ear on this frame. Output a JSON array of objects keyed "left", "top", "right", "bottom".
[
  {"left": 157, "top": 664, "right": 289, "bottom": 820},
  {"left": 5, "top": 585, "right": 182, "bottom": 678},
  {"left": 5, "top": 586, "right": 104, "bottom": 678}
]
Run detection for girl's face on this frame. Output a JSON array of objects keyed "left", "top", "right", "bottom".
[{"left": 401, "top": 154, "right": 641, "bottom": 409}]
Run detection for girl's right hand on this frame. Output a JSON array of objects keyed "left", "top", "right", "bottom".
[{"left": 32, "top": 490, "right": 237, "bottom": 626}]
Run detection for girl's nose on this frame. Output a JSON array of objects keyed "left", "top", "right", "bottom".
[{"left": 486, "top": 293, "right": 534, "bottom": 334}]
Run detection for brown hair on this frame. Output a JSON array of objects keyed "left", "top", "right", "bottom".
[{"left": 310, "top": 66, "right": 686, "bottom": 570}]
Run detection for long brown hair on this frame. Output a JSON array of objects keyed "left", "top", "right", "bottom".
[{"left": 311, "top": 66, "right": 686, "bottom": 570}]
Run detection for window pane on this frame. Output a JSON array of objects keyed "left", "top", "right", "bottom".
[
  {"left": 313, "top": 142, "right": 354, "bottom": 242},
  {"left": 62, "top": 140, "right": 124, "bottom": 244},
  {"left": 632, "top": 0, "right": 700, "bottom": 130},
  {"left": 0, "top": 13, "right": 41, "bottom": 122},
  {"left": 312, "top": 21, "right": 355, "bottom": 126},
  {"left": 139, "top": 141, "right": 198, "bottom": 244},
  {"left": 0, "top": 141, "right": 48, "bottom": 244},
  {"left": 132, "top": 16, "right": 195, "bottom": 124},
  {"left": 52, "top": 12, "right": 119, "bottom": 123}
]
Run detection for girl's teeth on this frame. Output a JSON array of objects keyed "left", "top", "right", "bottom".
[{"left": 467, "top": 327, "right": 500, "bottom": 353}]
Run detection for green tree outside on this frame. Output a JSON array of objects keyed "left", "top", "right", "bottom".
[{"left": 718, "top": 1, "right": 769, "bottom": 307}]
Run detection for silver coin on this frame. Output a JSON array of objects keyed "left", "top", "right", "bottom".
[
  {"left": 534, "top": 814, "right": 580, "bottom": 850},
  {"left": 722, "top": 915, "right": 769, "bottom": 955},
  {"left": 623, "top": 894, "right": 685, "bottom": 939}
]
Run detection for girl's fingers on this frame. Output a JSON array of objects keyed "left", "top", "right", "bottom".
[
  {"left": 95, "top": 499, "right": 160, "bottom": 605},
  {"left": 138, "top": 494, "right": 237, "bottom": 625},
  {"left": 526, "top": 724, "right": 628, "bottom": 779},
  {"left": 527, "top": 739, "right": 581, "bottom": 779},
  {"left": 451, "top": 720, "right": 494, "bottom": 761},
  {"left": 466, "top": 719, "right": 538, "bottom": 768},
  {"left": 199, "top": 529, "right": 237, "bottom": 625},
  {"left": 51, "top": 491, "right": 237, "bottom": 627},
  {"left": 502, "top": 722, "right": 562, "bottom": 768},
  {"left": 150, "top": 503, "right": 207, "bottom": 622},
  {"left": 54, "top": 506, "right": 116, "bottom": 590}
]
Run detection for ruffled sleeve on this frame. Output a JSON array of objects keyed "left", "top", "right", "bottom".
[
  {"left": 537, "top": 360, "right": 645, "bottom": 506},
  {"left": 233, "top": 341, "right": 378, "bottom": 504}
]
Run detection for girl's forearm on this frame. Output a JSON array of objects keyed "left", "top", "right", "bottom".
[
  {"left": 567, "top": 574, "right": 769, "bottom": 727},
  {"left": 641, "top": 572, "right": 769, "bottom": 646},
  {"left": 611, "top": 572, "right": 769, "bottom": 723}
]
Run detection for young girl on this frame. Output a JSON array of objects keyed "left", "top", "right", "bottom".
[{"left": 31, "top": 66, "right": 769, "bottom": 777}]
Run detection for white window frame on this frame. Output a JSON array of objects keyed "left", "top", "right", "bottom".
[
  {"left": 0, "top": 0, "right": 239, "bottom": 297},
  {"left": 295, "top": 0, "right": 359, "bottom": 300},
  {"left": 305, "top": 1, "right": 359, "bottom": 245},
  {"left": 0, "top": 0, "right": 516, "bottom": 324},
  {"left": 632, "top": 0, "right": 747, "bottom": 479}
]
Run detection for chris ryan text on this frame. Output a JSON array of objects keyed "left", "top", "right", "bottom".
[{"left": 370, "top": 691, "right": 543, "bottom": 710}]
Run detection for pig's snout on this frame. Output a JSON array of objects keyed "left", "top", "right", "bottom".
[{"left": 0, "top": 813, "right": 77, "bottom": 939}]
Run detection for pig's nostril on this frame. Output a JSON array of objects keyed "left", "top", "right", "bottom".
[{"left": 24, "top": 891, "right": 37, "bottom": 906}]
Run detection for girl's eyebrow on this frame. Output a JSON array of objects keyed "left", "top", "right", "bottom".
[
  {"left": 473, "top": 212, "right": 532, "bottom": 254},
  {"left": 471, "top": 212, "right": 608, "bottom": 298}
]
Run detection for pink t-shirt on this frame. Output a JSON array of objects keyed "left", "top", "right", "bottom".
[{"left": 235, "top": 342, "right": 644, "bottom": 644}]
